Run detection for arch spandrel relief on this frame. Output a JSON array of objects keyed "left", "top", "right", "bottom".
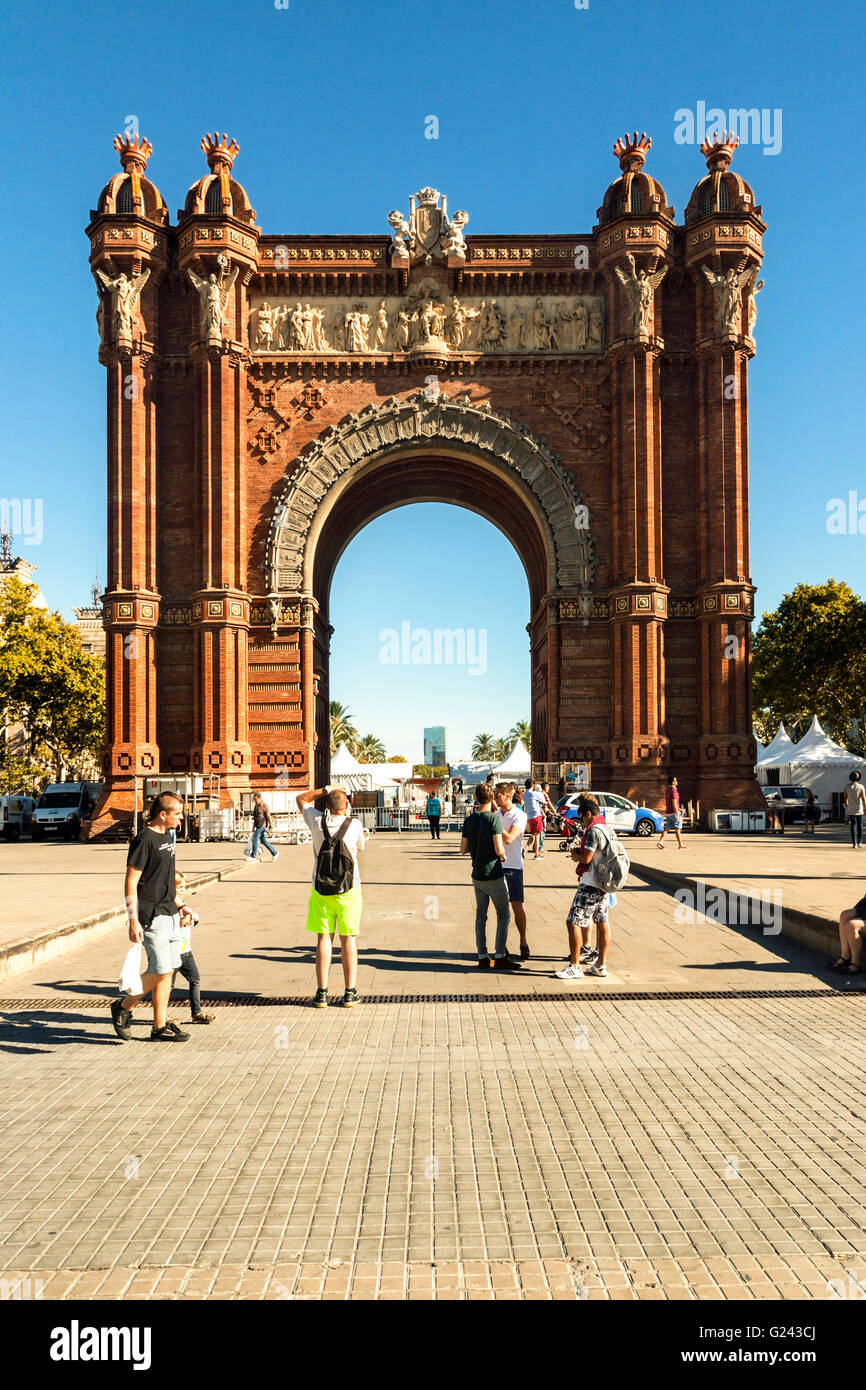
[{"left": 267, "top": 391, "right": 596, "bottom": 597}]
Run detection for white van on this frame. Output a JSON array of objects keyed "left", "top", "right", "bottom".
[
  {"left": 1, "top": 794, "right": 36, "bottom": 840},
  {"left": 31, "top": 782, "right": 102, "bottom": 840}
]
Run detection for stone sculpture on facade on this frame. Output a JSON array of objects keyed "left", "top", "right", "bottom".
[
  {"left": 187, "top": 254, "right": 238, "bottom": 341},
  {"left": 387, "top": 188, "right": 469, "bottom": 265},
  {"left": 702, "top": 263, "right": 754, "bottom": 334},
  {"left": 747, "top": 277, "right": 764, "bottom": 337},
  {"left": 95, "top": 267, "right": 150, "bottom": 344},
  {"left": 614, "top": 253, "right": 667, "bottom": 335}
]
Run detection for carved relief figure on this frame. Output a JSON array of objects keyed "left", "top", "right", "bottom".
[
  {"left": 511, "top": 301, "right": 526, "bottom": 349},
  {"left": 615, "top": 253, "right": 667, "bottom": 334},
  {"left": 479, "top": 299, "right": 506, "bottom": 349},
  {"left": 254, "top": 300, "right": 274, "bottom": 351},
  {"left": 572, "top": 301, "right": 588, "bottom": 350},
  {"left": 394, "top": 308, "right": 411, "bottom": 350},
  {"left": 332, "top": 305, "right": 347, "bottom": 352},
  {"left": 187, "top": 255, "right": 238, "bottom": 340},
  {"left": 387, "top": 209, "right": 411, "bottom": 260},
  {"left": 588, "top": 303, "right": 603, "bottom": 349},
  {"left": 312, "top": 307, "right": 328, "bottom": 351},
  {"left": 532, "top": 298, "right": 551, "bottom": 350},
  {"left": 441, "top": 208, "right": 469, "bottom": 258},
  {"left": 95, "top": 267, "right": 150, "bottom": 342},
  {"left": 374, "top": 300, "right": 389, "bottom": 350},
  {"left": 290, "top": 302, "right": 304, "bottom": 351},
  {"left": 346, "top": 305, "right": 371, "bottom": 352}
]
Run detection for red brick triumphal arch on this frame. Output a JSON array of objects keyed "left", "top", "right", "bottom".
[{"left": 86, "top": 128, "right": 766, "bottom": 836}]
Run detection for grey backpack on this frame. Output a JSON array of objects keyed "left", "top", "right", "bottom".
[{"left": 593, "top": 823, "right": 630, "bottom": 892}]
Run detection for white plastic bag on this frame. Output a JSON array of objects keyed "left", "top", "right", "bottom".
[
  {"left": 118, "top": 944, "right": 143, "bottom": 995},
  {"left": 244, "top": 833, "right": 255, "bottom": 858}
]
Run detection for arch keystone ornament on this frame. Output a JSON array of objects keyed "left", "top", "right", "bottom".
[{"left": 85, "top": 131, "right": 767, "bottom": 836}]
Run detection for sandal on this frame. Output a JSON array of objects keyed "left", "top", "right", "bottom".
[
  {"left": 843, "top": 963, "right": 863, "bottom": 975},
  {"left": 829, "top": 957, "right": 851, "bottom": 972}
]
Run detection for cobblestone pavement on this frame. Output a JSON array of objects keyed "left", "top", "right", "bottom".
[{"left": 1, "top": 837, "right": 864, "bottom": 1300}]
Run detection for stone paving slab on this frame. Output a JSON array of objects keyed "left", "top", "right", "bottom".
[{"left": 1, "top": 994, "right": 865, "bottom": 1299}]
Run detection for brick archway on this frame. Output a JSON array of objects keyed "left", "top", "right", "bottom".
[{"left": 265, "top": 390, "right": 598, "bottom": 783}]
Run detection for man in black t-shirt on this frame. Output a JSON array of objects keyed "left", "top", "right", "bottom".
[
  {"left": 460, "top": 783, "right": 521, "bottom": 970},
  {"left": 111, "top": 792, "right": 190, "bottom": 1043}
]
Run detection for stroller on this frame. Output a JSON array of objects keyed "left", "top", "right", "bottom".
[{"left": 555, "top": 811, "right": 582, "bottom": 851}]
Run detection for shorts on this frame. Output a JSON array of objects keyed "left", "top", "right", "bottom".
[
  {"left": 527, "top": 816, "right": 544, "bottom": 835},
  {"left": 503, "top": 868, "right": 524, "bottom": 904},
  {"left": 566, "top": 885, "right": 608, "bottom": 928},
  {"left": 142, "top": 913, "right": 183, "bottom": 975},
  {"left": 305, "top": 886, "right": 363, "bottom": 937},
  {"left": 665, "top": 813, "right": 683, "bottom": 831}
]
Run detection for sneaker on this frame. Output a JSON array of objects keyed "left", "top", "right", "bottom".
[
  {"left": 579, "top": 947, "right": 598, "bottom": 965},
  {"left": 149, "top": 1022, "right": 190, "bottom": 1041},
  {"left": 554, "top": 962, "right": 584, "bottom": 980},
  {"left": 477, "top": 957, "right": 493, "bottom": 968},
  {"left": 584, "top": 962, "right": 608, "bottom": 977},
  {"left": 494, "top": 956, "right": 522, "bottom": 971},
  {"left": 313, "top": 988, "right": 329, "bottom": 1008},
  {"left": 520, "top": 942, "right": 531, "bottom": 960},
  {"left": 342, "top": 988, "right": 359, "bottom": 1008},
  {"left": 191, "top": 1013, "right": 215, "bottom": 1024},
  {"left": 271, "top": 852, "right": 280, "bottom": 862},
  {"left": 110, "top": 998, "right": 132, "bottom": 1040}
]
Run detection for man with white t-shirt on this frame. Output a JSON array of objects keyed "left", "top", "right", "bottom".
[
  {"left": 296, "top": 785, "right": 369, "bottom": 1008},
  {"left": 494, "top": 781, "right": 530, "bottom": 960},
  {"left": 523, "top": 779, "right": 546, "bottom": 859}
]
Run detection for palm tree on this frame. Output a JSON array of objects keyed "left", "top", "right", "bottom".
[
  {"left": 491, "top": 737, "right": 510, "bottom": 762},
  {"left": 329, "top": 700, "right": 358, "bottom": 756},
  {"left": 472, "top": 732, "right": 497, "bottom": 759},
  {"left": 507, "top": 719, "right": 531, "bottom": 756},
  {"left": 355, "top": 734, "right": 386, "bottom": 763}
]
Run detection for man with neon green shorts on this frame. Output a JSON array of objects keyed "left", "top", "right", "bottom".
[{"left": 297, "top": 784, "right": 369, "bottom": 1008}]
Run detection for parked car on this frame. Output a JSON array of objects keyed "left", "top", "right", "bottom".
[
  {"left": 555, "top": 791, "right": 664, "bottom": 838},
  {"left": 762, "top": 785, "right": 823, "bottom": 826},
  {"left": 31, "top": 782, "right": 102, "bottom": 840},
  {"left": 0, "top": 793, "right": 35, "bottom": 840}
]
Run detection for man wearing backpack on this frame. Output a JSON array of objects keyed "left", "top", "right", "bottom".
[
  {"left": 297, "top": 785, "right": 369, "bottom": 1008},
  {"left": 555, "top": 794, "right": 627, "bottom": 981}
]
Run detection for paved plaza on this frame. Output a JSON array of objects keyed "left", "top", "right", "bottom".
[{"left": 1, "top": 830, "right": 865, "bottom": 1300}]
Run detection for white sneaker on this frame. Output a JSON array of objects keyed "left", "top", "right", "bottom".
[
  {"left": 271, "top": 852, "right": 280, "bottom": 862},
  {"left": 554, "top": 962, "right": 584, "bottom": 980},
  {"left": 584, "top": 963, "right": 608, "bottom": 977}
]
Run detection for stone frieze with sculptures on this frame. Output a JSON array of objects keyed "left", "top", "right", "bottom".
[{"left": 248, "top": 289, "right": 604, "bottom": 356}]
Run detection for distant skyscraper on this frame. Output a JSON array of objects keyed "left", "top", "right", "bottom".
[{"left": 424, "top": 726, "right": 447, "bottom": 767}]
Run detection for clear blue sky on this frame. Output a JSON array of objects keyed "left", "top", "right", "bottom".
[{"left": 1, "top": 0, "right": 863, "bottom": 760}]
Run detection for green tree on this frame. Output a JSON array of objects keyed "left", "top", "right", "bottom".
[
  {"left": 387, "top": 755, "right": 408, "bottom": 763},
  {"left": 354, "top": 734, "right": 386, "bottom": 763},
  {"left": 413, "top": 764, "right": 433, "bottom": 777},
  {"left": 329, "top": 700, "right": 358, "bottom": 756},
  {"left": 752, "top": 579, "right": 866, "bottom": 750},
  {"left": 0, "top": 576, "right": 105, "bottom": 782},
  {"left": 471, "top": 732, "right": 496, "bottom": 759},
  {"left": 491, "top": 737, "right": 510, "bottom": 762},
  {"left": 507, "top": 719, "right": 531, "bottom": 756}
]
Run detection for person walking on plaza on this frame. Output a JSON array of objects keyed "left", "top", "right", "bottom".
[
  {"left": 172, "top": 872, "right": 214, "bottom": 1025},
  {"left": 426, "top": 790, "right": 442, "bottom": 840},
  {"left": 111, "top": 792, "right": 190, "bottom": 1042},
  {"left": 845, "top": 771, "right": 866, "bottom": 849},
  {"left": 802, "top": 790, "right": 820, "bottom": 836},
  {"left": 250, "top": 791, "right": 280, "bottom": 862},
  {"left": 523, "top": 779, "right": 546, "bottom": 858},
  {"left": 538, "top": 781, "right": 556, "bottom": 855},
  {"left": 297, "top": 784, "right": 368, "bottom": 1008},
  {"left": 556, "top": 794, "right": 619, "bottom": 981},
  {"left": 657, "top": 774, "right": 686, "bottom": 849},
  {"left": 831, "top": 889, "right": 866, "bottom": 975},
  {"left": 460, "top": 782, "right": 521, "bottom": 970},
  {"left": 494, "top": 781, "right": 530, "bottom": 959}
]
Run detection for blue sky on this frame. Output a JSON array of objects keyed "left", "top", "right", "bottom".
[{"left": 1, "top": 0, "right": 863, "bottom": 760}]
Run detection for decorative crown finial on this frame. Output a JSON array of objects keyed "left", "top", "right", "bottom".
[
  {"left": 113, "top": 132, "right": 153, "bottom": 172},
  {"left": 201, "top": 132, "right": 240, "bottom": 172},
  {"left": 613, "top": 131, "right": 652, "bottom": 172},
  {"left": 701, "top": 130, "right": 739, "bottom": 171}
]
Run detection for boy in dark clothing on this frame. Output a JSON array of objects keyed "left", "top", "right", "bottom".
[
  {"left": 460, "top": 783, "right": 521, "bottom": 970},
  {"left": 173, "top": 872, "right": 214, "bottom": 1024}
]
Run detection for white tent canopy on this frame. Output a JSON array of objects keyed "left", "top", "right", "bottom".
[
  {"left": 753, "top": 728, "right": 767, "bottom": 758},
  {"left": 490, "top": 738, "right": 531, "bottom": 776},
  {"left": 757, "top": 723, "right": 797, "bottom": 766},
  {"left": 757, "top": 716, "right": 866, "bottom": 802},
  {"left": 330, "top": 743, "right": 363, "bottom": 773}
]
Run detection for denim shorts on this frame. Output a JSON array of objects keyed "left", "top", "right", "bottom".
[
  {"left": 503, "top": 868, "right": 524, "bottom": 904},
  {"left": 143, "top": 913, "right": 183, "bottom": 975}
]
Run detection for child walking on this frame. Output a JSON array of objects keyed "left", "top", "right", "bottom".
[{"left": 173, "top": 873, "right": 214, "bottom": 1025}]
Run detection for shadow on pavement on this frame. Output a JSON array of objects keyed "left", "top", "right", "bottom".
[{"left": 0, "top": 1010, "right": 119, "bottom": 1052}]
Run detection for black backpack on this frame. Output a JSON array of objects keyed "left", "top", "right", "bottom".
[{"left": 314, "top": 815, "right": 355, "bottom": 895}]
